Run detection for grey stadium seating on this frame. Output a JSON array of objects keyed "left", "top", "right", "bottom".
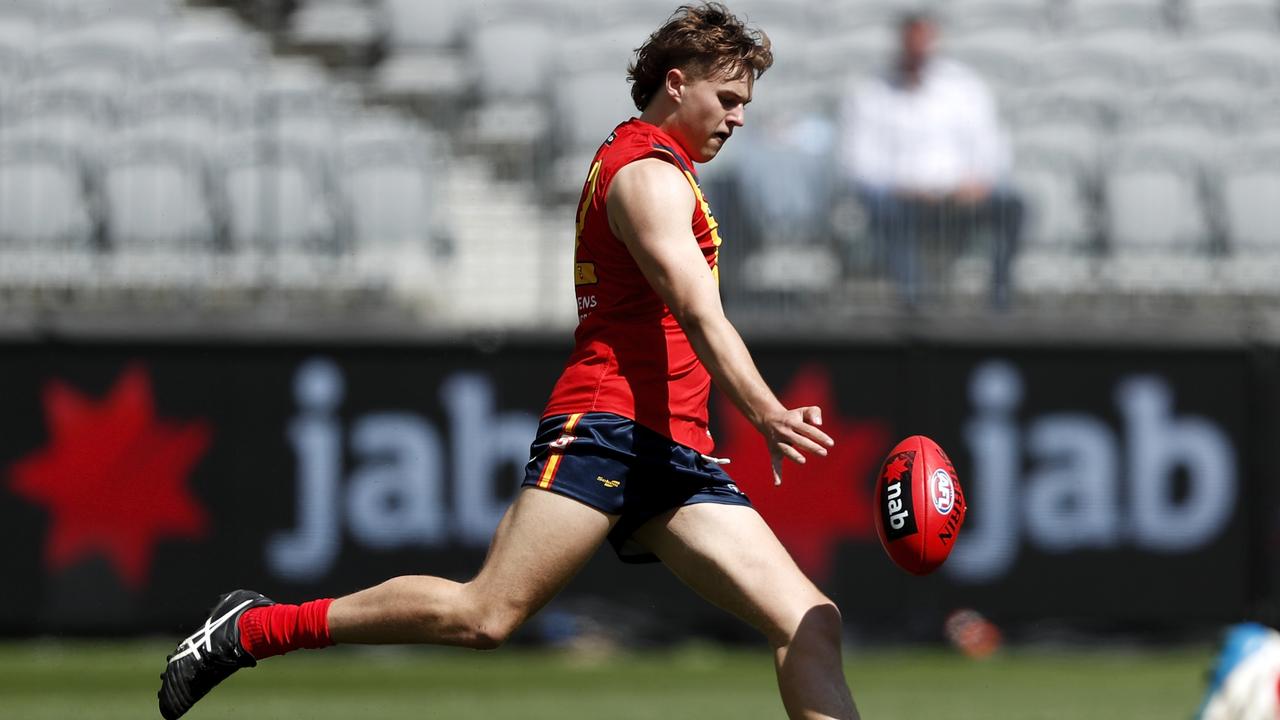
[
  {"left": 101, "top": 134, "right": 217, "bottom": 251},
  {"left": 5, "top": 0, "right": 1280, "bottom": 319},
  {"left": 0, "top": 137, "right": 95, "bottom": 250}
]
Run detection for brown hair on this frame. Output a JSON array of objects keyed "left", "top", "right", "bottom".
[{"left": 628, "top": 3, "right": 773, "bottom": 111}]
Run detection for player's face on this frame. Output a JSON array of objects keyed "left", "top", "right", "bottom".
[{"left": 673, "top": 69, "right": 752, "bottom": 163}]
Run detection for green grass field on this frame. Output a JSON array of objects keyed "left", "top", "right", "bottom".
[{"left": 0, "top": 640, "right": 1211, "bottom": 719}]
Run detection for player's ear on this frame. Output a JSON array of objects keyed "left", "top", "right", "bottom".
[{"left": 664, "top": 67, "right": 686, "bottom": 103}]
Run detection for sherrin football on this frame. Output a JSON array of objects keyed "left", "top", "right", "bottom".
[{"left": 874, "top": 435, "right": 967, "bottom": 576}]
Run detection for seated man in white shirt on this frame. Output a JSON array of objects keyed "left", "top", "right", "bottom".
[{"left": 839, "top": 11, "right": 1023, "bottom": 309}]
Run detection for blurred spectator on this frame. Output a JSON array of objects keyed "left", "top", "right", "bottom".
[{"left": 838, "top": 11, "right": 1023, "bottom": 309}]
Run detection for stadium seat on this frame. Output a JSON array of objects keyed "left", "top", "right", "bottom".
[
  {"left": 809, "top": 20, "right": 896, "bottom": 75},
  {"left": 257, "top": 56, "right": 335, "bottom": 100},
  {"left": 547, "top": 69, "right": 637, "bottom": 198},
  {"left": 724, "top": 0, "right": 819, "bottom": 31},
  {"left": 471, "top": 19, "right": 556, "bottom": 103},
  {"left": 827, "top": 0, "right": 924, "bottom": 32},
  {"left": 370, "top": 0, "right": 473, "bottom": 112},
  {"left": 1101, "top": 147, "right": 1212, "bottom": 254},
  {"left": 1184, "top": 30, "right": 1280, "bottom": 86},
  {"left": 1008, "top": 117, "right": 1111, "bottom": 172},
  {"left": 552, "top": 23, "right": 650, "bottom": 76},
  {"left": 1029, "top": 41, "right": 1153, "bottom": 112},
  {"left": 586, "top": 0, "right": 684, "bottom": 26},
  {"left": 1057, "top": 30, "right": 1169, "bottom": 80},
  {"left": 1213, "top": 143, "right": 1280, "bottom": 253},
  {"left": 0, "top": 58, "right": 24, "bottom": 88},
  {"left": 1236, "top": 96, "right": 1280, "bottom": 148},
  {"left": 340, "top": 108, "right": 440, "bottom": 153},
  {"left": 51, "top": 0, "right": 175, "bottom": 24},
  {"left": 941, "top": 29, "right": 1044, "bottom": 91},
  {"left": 1009, "top": 101, "right": 1106, "bottom": 141},
  {"left": 266, "top": 109, "right": 341, "bottom": 161},
  {"left": 0, "top": 0, "right": 45, "bottom": 24},
  {"left": 253, "top": 59, "right": 348, "bottom": 160},
  {"left": 738, "top": 23, "right": 833, "bottom": 110},
  {"left": 1111, "top": 91, "right": 1234, "bottom": 164},
  {"left": 1155, "top": 43, "right": 1272, "bottom": 94},
  {"left": 286, "top": 0, "right": 380, "bottom": 64},
  {"left": 100, "top": 136, "right": 216, "bottom": 251},
  {"left": 54, "top": 14, "right": 165, "bottom": 53},
  {"left": 35, "top": 32, "right": 153, "bottom": 96},
  {"left": 0, "top": 83, "right": 115, "bottom": 166},
  {"left": 941, "top": 0, "right": 1052, "bottom": 34},
  {"left": 372, "top": 0, "right": 471, "bottom": 105},
  {"left": 1012, "top": 143, "right": 1105, "bottom": 297},
  {"left": 1179, "top": 0, "right": 1280, "bottom": 34},
  {"left": 466, "top": 17, "right": 555, "bottom": 160},
  {"left": 135, "top": 69, "right": 254, "bottom": 121},
  {"left": 340, "top": 143, "right": 437, "bottom": 252},
  {"left": 0, "top": 138, "right": 95, "bottom": 250},
  {"left": 161, "top": 9, "right": 265, "bottom": 74},
  {"left": 551, "top": 70, "right": 636, "bottom": 156},
  {"left": 217, "top": 137, "right": 338, "bottom": 254},
  {"left": 377, "top": 0, "right": 471, "bottom": 51},
  {"left": 120, "top": 89, "right": 249, "bottom": 167},
  {"left": 1012, "top": 148, "right": 1096, "bottom": 251},
  {"left": 1059, "top": 0, "right": 1174, "bottom": 35},
  {"left": 0, "top": 15, "right": 37, "bottom": 81}
]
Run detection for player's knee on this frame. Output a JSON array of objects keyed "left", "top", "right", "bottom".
[
  {"left": 464, "top": 601, "right": 527, "bottom": 650},
  {"left": 468, "top": 621, "right": 515, "bottom": 651},
  {"left": 773, "top": 597, "right": 844, "bottom": 650},
  {"left": 803, "top": 600, "right": 845, "bottom": 640}
]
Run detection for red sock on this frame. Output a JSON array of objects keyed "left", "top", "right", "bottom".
[{"left": 238, "top": 598, "right": 335, "bottom": 660}]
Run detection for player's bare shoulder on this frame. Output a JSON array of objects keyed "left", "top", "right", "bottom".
[{"left": 606, "top": 158, "right": 696, "bottom": 241}]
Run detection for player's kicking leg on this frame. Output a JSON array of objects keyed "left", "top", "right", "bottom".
[
  {"left": 159, "top": 487, "right": 614, "bottom": 719},
  {"left": 633, "top": 503, "right": 860, "bottom": 720}
]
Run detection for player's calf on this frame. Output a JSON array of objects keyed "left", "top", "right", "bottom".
[{"left": 770, "top": 600, "right": 858, "bottom": 720}]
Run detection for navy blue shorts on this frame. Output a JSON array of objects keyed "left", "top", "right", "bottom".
[{"left": 521, "top": 412, "right": 752, "bottom": 563}]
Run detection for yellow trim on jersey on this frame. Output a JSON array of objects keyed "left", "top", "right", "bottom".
[
  {"left": 575, "top": 161, "right": 603, "bottom": 253},
  {"left": 537, "top": 412, "right": 586, "bottom": 489},
  {"left": 680, "top": 168, "right": 722, "bottom": 285},
  {"left": 575, "top": 263, "right": 598, "bottom": 285},
  {"left": 681, "top": 169, "right": 721, "bottom": 248}
]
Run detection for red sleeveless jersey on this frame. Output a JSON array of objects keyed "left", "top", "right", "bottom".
[{"left": 542, "top": 118, "right": 722, "bottom": 453}]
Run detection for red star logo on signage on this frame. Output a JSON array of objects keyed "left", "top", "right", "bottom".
[
  {"left": 8, "top": 365, "right": 211, "bottom": 590},
  {"left": 716, "top": 365, "right": 891, "bottom": 582}
]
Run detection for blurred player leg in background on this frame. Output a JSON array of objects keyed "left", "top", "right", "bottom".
[
  {"left": 855, "top": 185, "right": 920, "bottom": 309},
  {"left": 984, "top": 189, "right": 1024, "bottom": 311},
  {"left": 1197, "top": 622, "right": 1280, "bottom": 720},
  {"left": 948, "top": 189, "right": 1024, "bottom": 312},
  {"left": 634, "top": 503, "right": 859, "bottom": 720}
]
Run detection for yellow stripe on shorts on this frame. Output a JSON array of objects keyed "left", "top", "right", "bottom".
[{"left": 537, "top": 412, "right": 585, "bottom": 489}]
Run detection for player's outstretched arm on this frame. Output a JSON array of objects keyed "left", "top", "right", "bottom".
[{"left": 607, "top": 158, "right": 833, "bottom": 484}]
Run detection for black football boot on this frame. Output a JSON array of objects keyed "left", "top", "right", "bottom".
[{"left": 158, "top": 589, "right": 275, "bottom": 719}]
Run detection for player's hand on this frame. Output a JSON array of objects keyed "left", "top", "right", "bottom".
[{"left": 760, "top": 406, "right": 835, "bottom": 486}]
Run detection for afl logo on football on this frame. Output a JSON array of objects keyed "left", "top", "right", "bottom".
[{"left": 930, "top": 468, "right": 955, "bottom": 515}]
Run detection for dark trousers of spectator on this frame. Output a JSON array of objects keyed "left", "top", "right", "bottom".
[{"left": 855, "top": 186, "right": 1024, "bottom": 310}]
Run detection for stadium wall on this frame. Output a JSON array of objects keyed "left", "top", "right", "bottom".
[{"left": 1, "top": 337, "right": 1275, "bottom": 640}]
